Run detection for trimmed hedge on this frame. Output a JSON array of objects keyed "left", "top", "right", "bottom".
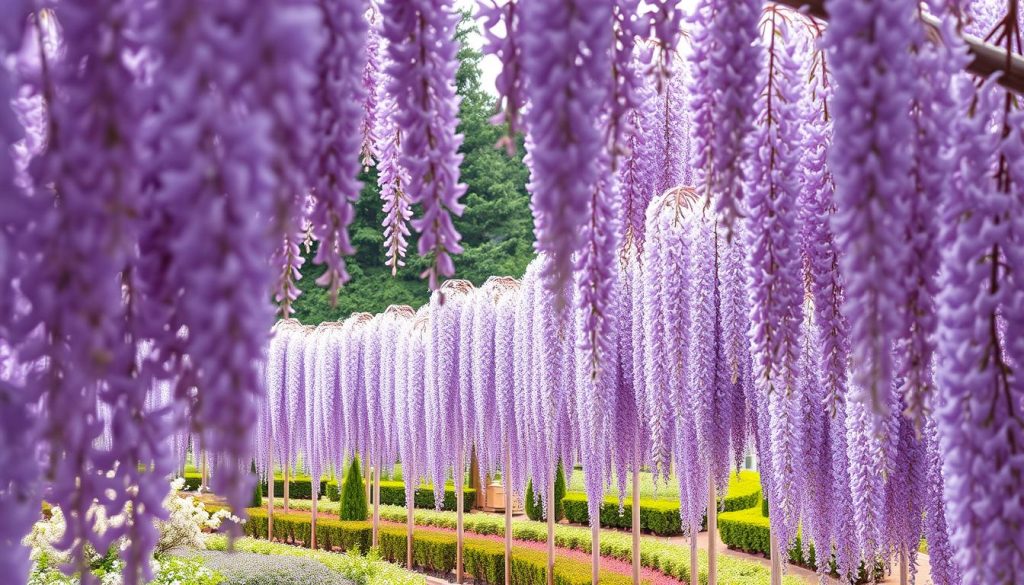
[
  {"left": 560, "top": 471, "right": 761, "bottom": 536},
  {"left": 378, "top": 527, "right": 638, "bottom": 585},
  {"left": 373, "top": 504, "right": 802, "bottom": 585},
  {"left": 226, "top": 505, "right": 637, "bottom": 585},
  {"left": 232, "top": 507, "right": 373, "bottom": 553},
  {"left": 718, "top": 507, "right": 882, "bottom": 584},
  {"left": 183, "top": 472, "right": 328, "bottom": 500},
  {"left": 562, "top": 493, "right": 681, "bottom": 536},
  {"left": 326, "top": 480, "right": 475, "bottom": 512}
]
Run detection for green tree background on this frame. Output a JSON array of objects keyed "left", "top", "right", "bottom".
[{"left": 292, "top": 17, "right": 534, "bottom": 324}]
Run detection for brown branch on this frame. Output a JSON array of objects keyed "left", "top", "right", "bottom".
[{"left": 771, "top": 0, "right": 1024, "bottom": 94}]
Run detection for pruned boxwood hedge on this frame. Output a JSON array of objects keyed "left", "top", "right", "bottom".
[
  {"left": 225, "top": 507, "right": 372, "bottom": 553},
  {"left": 561, "top": 493, "right": 682, "bottom": 536},
  {"left": 560, "top": 471, "right": 761, "bottom": 537},
  {"left": 378, "top": 527, "right": 638, "bottom": 585},
  {"left": 225, "top": 506, "right": 639, "bottom": 585},
  {"left": 184, "top": 472, "right": 328, "bottom": 500},
  {"left": 718, "top": 507, "right": 882, "bottom": 583},
  {"left": 326, "top": 479, "right": 475, "bottom": 512}
]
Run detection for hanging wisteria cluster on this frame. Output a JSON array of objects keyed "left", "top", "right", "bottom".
[{"left": 2, "top": 0, "right": 1024, "bottom": 584}]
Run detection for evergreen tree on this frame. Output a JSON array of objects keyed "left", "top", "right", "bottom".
[
  {"left": 250, "top": 460, "right": 262, "bottom": 508},
  {"left": 524, "top": 459, "right": 567, "bottom": 522},
  {"left": 340, "top": 459, "right": 368, "bottom": 521},
  {"left": 292, "top": 13, "right": 533, "bottom": 323}
]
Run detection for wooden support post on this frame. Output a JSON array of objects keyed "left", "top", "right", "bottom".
[
  {"left": 283, "top": 466, "right": 290, "bottom": 513},
  {"left": 311, "top": 478, "right": 318, "bottom": 550},
  {"left": 546, "top": 469, "right": 555, "bottom": 585},
  {"left": 631, "top": 451, "right": 640, "bottom": 585},
  {"left": 267, "top": 449, "right": 274, "bottom": 541},
  {"left": 504, "top": 445, "right": 513, "bottom": 585},
  {"left": 406, "top": 489, "right": 415, "bottom": 569},
  {"left": 372, "top": 461, "right": 381, "bottom": 547},
  {"left": 708, "top": 475, "right": 717, "bottom": 585},
  {"left": 591, "top": 519, "right": 600, "bottom": 585},
  {"left": 365, "top": 461, "right": 371, "bottom": 508},
  {"left": 689, "top": 532, "right": 698, "bottom": 585},
  {"left": 201, "top": 450, "right": 208, "bottom": 492},
  {"left": 899, "top": 546, "right": 908, "bottom": 585},
  {"left": 769, "top": 530, "right": 782, "bottom": 585},
  {"left": 457, "top": 447, "right": 465, "bottom": 584}
]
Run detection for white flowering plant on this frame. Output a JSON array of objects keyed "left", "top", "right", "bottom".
[{"left": 25, "top": 477, "right": 232, "bottom": 583}]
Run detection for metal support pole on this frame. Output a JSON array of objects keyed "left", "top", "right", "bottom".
[
  {"left": 547, "top": 469, "right": 555, "bottom": 585},
  {"left": 631, "top": 451, "right": 640, "bottom": 585},
  {"left": 457, "top": 448, "right": 465, "bottom": 584},
  {"left": 505, "top": 445, "right": 513, "bottom": 585},
  {"left": 708, "top": 475, "right": 718, "bottom": 585}
]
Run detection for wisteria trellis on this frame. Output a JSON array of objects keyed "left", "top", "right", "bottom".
[{"left": 1, "top": 1, "right": 1023, "bottom": 585}]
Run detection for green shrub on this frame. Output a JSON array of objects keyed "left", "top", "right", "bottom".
[
  {"left": 183, "top": 472, "right": 327, "bottom": 500},
  {"left": 250, "top": 461, "right": 263, "bottom": 508},
  {"left": 524, "top": 460, "right": 566, "bottom": 522},
  {"left": 561, "top": 493, "right": 682, "bottom": 536},
  {"left": 327, "top": 479, "right": 475, "bottom": 512},
  {"left": 558, "top": 471, "right": 759, "bottom": 536},
  {"left": 718, "top": 507, "right": 882, "bottom": 583},
  {"left": 228, "top": 503, "right": 802, "bottom": 585},
  {"left": 377, "top": 526, "right": 636, "bottom": 585},
  {"left": 721, "top": 472, "right": 761, "bottom": 512},
  {"left": 340, "top": 459, "right": 368, "bottom": 521},
  {"left": 236, "top": 507, "right": 372, "bottom": 553}
]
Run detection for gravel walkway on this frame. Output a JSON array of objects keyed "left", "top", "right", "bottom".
[{"left": 172, "top": 548, "right": 354, "bottom": 585}]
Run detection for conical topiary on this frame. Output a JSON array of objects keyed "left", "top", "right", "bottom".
[
  {"left": 524, "top": 459, "right": 566, "bottom": 522},
  {"left": 250, "top": 460, "right": 262, "bottom": 508},
  {"left": 340, "top": 458, "right": 368, "bottom": 521}
]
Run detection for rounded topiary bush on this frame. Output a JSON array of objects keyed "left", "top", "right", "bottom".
[
  {"left": 525, "top": 460, "right": 566, "bottom": 522},
  {"left": 340, "top": 459, "right": 368, "bottom": 521}
]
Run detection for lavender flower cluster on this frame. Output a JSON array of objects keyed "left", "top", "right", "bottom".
[{"left": 3, "top": 1, "right": 1024, "bottom": 584}]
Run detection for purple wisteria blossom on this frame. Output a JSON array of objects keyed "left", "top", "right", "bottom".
[
  {"left": 825, "top": 0, "right": 918, "bottom": 431},
  {"left": 745, "top": 10, "right": 805, "bottom": 553},
  {"left": 521, "top": 0, "right": 613, "bottom": 305},
  {"left": 935, "top": 75, "right": 1024, "bottom": 584},
  {"left": 688, "top": 0, "right": 762, "bottom": 235},
  {"left": 309, "top": 0, "right": 368, "bottom": 302},
  {"left": 380, "top": 0, "right": 466, "bottom": 291},
  {"left": 478, "top": 0, "right": 524, "bottom": 153}
]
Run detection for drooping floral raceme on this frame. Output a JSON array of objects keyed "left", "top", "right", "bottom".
[
  {"left": 935, "top": 73, "right": 1024, "bottom": 585},
  {"left": 380, "top": 0, "right": 466, "bottom": 291},
  {"left": 824, "top": 0, "right": 918, "bottom": 431},
  {"left": 745, "top": 9, "right": 805, "bottom": 553},
  {"left": 688, "top": 0, "right": 762, "bottom": 236},
  {"left": 521, "top": 0, "right": 614, "bottom": 305},
  {"left": 309, "top": 0, "right": 369, "bottom": 302}
]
